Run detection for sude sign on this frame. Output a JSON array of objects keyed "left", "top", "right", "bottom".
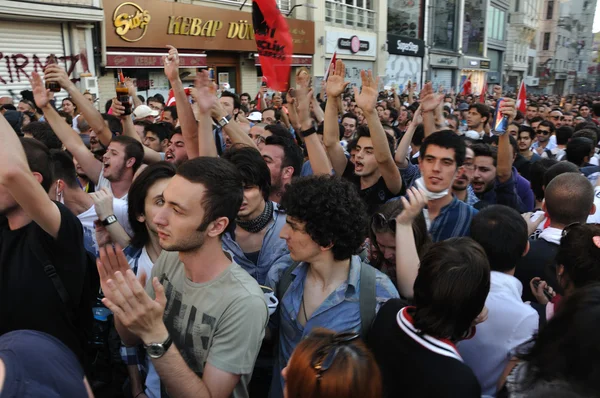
[{"left": 387, "top": 34, "right": 425, "bottom": 57}]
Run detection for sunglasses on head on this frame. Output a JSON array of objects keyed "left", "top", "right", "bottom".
[
  {"left": 310, "top": 332, "right": 360, "bottom": 385},
  {"left": 372, "top": 213, "right": 396, "bottom": 231}
]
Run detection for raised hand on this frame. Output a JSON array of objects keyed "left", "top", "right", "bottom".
[
  {"left": 396, "top": 187, "right": 428, "bottom": 225},
  {"left": 295, "top": 87, "right": 314, "bottom": 125},
  {"left": 193, "top": 70, "right": 218, "bottom": 114},
  {"left": 326, "top": 59, "right": 349, "bottom": 99},
  {"left": 493, "top": 85, "right": 502, "bottom": 100},
  {"left": 353, "top": 69, "right": 378, "bottom": 113},
  {"left": 499, "top": 97, "right": 516, "bottom": 123},
  {"left": 90, "top": 188, "right": 115, "bottom": 221},
  {"left": 111, "top": 97, "right": 126, "bottom": 118},
  {"left": 125, "top": 77, "right": 137, "bottom": 97},
  {"left": 163, "top": 45, "right": 180, "bottom": 83},
  {"left": 30, "top": 72, "right": 51, "bottom": 109},
  {"left": 44, "top": 64, "right": 73, "bottom": 90}
]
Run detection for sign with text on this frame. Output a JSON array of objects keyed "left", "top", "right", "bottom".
[
  {"left": 430, "top": 55, "right": 459, "bottom": 68},
  {"left": 325, "top": 29, "right": 377, "bottom": 57},
  {"left": 386, "top": 35, "right": 424, "bottom": 57},
  {"left": 103, "top": 0, "right": 314, "bottom": 54}
]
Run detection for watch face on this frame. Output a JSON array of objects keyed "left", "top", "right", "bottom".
[
  {"left": 147, "top": 344, "right": 165, "bottom": 359},
  {"left": 107, "top": 215, "right": 117, "bottom": 223}
]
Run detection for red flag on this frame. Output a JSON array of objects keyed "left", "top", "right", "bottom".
[
  {"left": 461, "top": 74, "right": 472, "bottom": 95},
  {"left": 479, "top": 75, "right": 487, "bottom": 103},
  {"left": 253, "top": 0, "right": 293, "bottom": 92},
  {"left": 516, "top": 80, "right": 527, "bottom": 114},
  {"left": 324, "top": 52, "right": 337, "bottom": 82}
]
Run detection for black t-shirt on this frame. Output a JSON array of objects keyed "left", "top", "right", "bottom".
[
  {"left": 0, "top": 202, "right": 90, "bottom": 362},
  {"left": 342, "top": 161, "right": 404, "bottom": 214},
  {"left": 515, "top": 238, "right": 560, "bottom": 303},
  {"left": 367, "top": 299, "right": 482, "bottom": 398},
  {"left": 0, "top": 330, "right": 88, "bottom": 397}
]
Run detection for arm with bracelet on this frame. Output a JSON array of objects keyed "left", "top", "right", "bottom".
[{"left": 296, "top": 88, "right": 332, "bottom": 176}]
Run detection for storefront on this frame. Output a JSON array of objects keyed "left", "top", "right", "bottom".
[
  {"left": 429, "top": 54, "right": 460, "bottom": 91},
  {"left": 460, "top": 57, "right": 490, "bottom": 94},
  {"left": 323, "top": 28, "right": 377, "bottom": 90},
  {"left": 384, "top": 35, "right": 424, "bottom": 90},
  {"left": 0, "top": 1, "right": 103, "bottom": 103},
  {"left": 102, "top": 0, "right": 314, "bottom": 103}
]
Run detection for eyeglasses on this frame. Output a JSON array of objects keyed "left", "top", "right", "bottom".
[
  {"left": 311, "top": 332, "right": 360, "bottom": 384},
  {"left": 536, "top": 130, "right": 551, "bottom": 135},
  {"left": 562, "top": 222, "right": 581, "bottom": 238},
  {"left": 372, "top": 212, "right": 396, "bottom": 231}
]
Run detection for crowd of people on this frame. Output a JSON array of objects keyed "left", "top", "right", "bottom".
[{"left": 2, "top": 44, "right": 600, "bottom": 398}]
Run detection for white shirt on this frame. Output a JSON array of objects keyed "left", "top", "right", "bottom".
[
  {"left": 77, "top": 199, "right": 132, "bottom": 255},
  {"left": 458, "top": 271, "right": 539, "bottom": 397}
]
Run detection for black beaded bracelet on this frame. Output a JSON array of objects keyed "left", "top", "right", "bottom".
[{"left": 300, "top": 126, "right": 317, "bottom": 138}]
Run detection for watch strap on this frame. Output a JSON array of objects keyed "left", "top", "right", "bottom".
[
  {"left": 101, "top": 214, "right": 118, "bottom": 226},
  {"left": 300, "top": 126, "right": 317, "bottom": 138}
]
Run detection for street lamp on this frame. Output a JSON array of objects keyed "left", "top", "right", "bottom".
[{"left": 287, "top": 3, "right": 318, "bottom": 16}]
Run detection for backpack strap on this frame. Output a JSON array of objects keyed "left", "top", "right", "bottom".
[
  {"left": 276, "top": 261, "right": 300, "bottom": 302},
  {"left": 359, "top": 261, "right": 377, "bottom": 340}
]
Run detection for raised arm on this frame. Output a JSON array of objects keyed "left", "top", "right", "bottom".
[
  {"left": 355, "top": 70, "right": 402, "bottom": 195},
  {"left": 91, "top": 188, "right": 131, "bottom": 247},
  {"left": 497, "top": 98, "right": 517, "bottom": 183},
  {"left": 32, "top": 72, "right": 102, "bottom": 184},
  {"left": 296, "top": 88, "right": 332, "bottom": 175},
  {"left": 395, "top": 108, "right": 422, "bottom": 169},
  {"left": 323, "top": 60, "right": 350, "bottom": 175},
  {"left": 111, "top": 99, "right": 162, "bottom": 164},
  {"left": 392, "top": 88, "right": 401, "bottom": 111},
  {"left": 164, "top": 46, "right": 200, "bottom": 159},
  {"left": 193, "top": 70, "right": 219, "bottom": 157},
  {"left": 211, "top": 101, "right": 258, "bottom": 150},
  {"left": 0, "top": 112, "right": 61, "bottom": 238},
  {"left": 45, "top": 64, "right": 113, "bottom": 147},
  {"left": 419, "top": 82, "right": 444, "bottom": 138}
]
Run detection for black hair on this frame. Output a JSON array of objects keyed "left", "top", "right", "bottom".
[
  {"left": 387, "top": 107, "right": 399, "bottom": 122},
  {"left": 22, "top": 122, "right": 62, "bottom": 150},
  {"left": 240, "top": 92, "right": 251, "bottom": 100},
  {"left": 265, "top": 135, "right": 304, "bottom": 177},
  {"left": 468, "top": 103, "right": 491, "bottom": 124},
  {"left": 144, "top": 122, "right": 173, "bottom": 142},
  {"left": 163, "top": 105, "right": 178, "bottom": 121},
  {"left": 137, "top": 94, "right": 145, "bottom": 104},
  {"left": 412, "top": 237, "right": 490, "bottom": 340},
  {"left": 419, "top": 130, "right": 466, "bottom": 167},
  {"left": 341, "top": 113, "right": 358, "bottom": 125},
  {"left": 572, "top": 128, "right": 599, "bottom": 146},
  {"left": 530, "top": 158, "right": 559, "bottom": 202},
  {"left": 411, "top": 124, "right": 425, "bottom": 146},
  {"left": 545, "top": 173, "right": 594, "bottom": 225},
  {"left": 566, "top": 137, "right": 594, "bottom": 167},
  {"left": 519, "top": 125, "right": 536, "bottom": 140},
  {"left": 347, "top": 138, "right": 358, "bottom": 153},
  {"left": 262, "top": 107, "right": 282, "bottom": 122},
  {"left": 102, "top": 114, "right": 123, "bottom": 135},
  {"left": 104, "top": 99, "right": 113, "bottom": 114},
  {"left": 556, "top": 126, "right": 574, "bottom": 145},
  {"left": 527, "top": 102, "right": 540, "bottom": 110},
  {"left": 264, "top": 123, "right": 295, "bottom": 141},
  {"left": 220, "top": 91, "right": 241, "bottom": 110},
  {"left": 128, "top": 162, "right": 177, "bottom": 248},
  {"left": 529, "top": 116, "right": 544, "bottom": 125},
  {"left": 134, "top": 119, "right": 153, "bottom": 128},
  {"left": 20, "top": 137, "right": 52, "bottom": 192},
  {"left": 48, "top": 149, "right": 79, "bottom": 188},
  {"left": 177, "top": 157, "right": 243, "bottom": 235},
  {"left": 490, "top": 135, "right": 518, "bottom": 157},
  {"left": 111, "top": 135, "right": 145, "bottom": 173},
  {"left": 471, "top": 143, "right": 497, "bottom": 167},
  {"left": 58, "top": 111, "right": 73, "bottom": 126},
  {"left": 222, "top": 145, "right": 271, "bottom": 201},
  {"left": 538, "top": 120, "right": 556, "bottom": 133},
  {"left": 543, "top": 162, "right": 580, "bottom": 188},
  {"left": 592, "top": 103, "right": 600, "bottom": 117},
  {"left": 471, "top": 205, "right": 528, "bottom": 272},
  {"left": 280, "top": 176, "right": 368, "bottom": 261},
  {"left": 556, "top": 224, "right": 600, "bottom": 291},
  {"left": 357, "top": 125, "right": 395, "bottom": 157},
  {"left": 148, "top": 95, "right": 165, "bottom": 105}
]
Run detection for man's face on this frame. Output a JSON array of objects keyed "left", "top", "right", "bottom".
[
  {"left": 452, "top": 147, "right": 474, "bottom": 192},
  {"left": 536, "top": 125, "right": 552, "bottom": 143},
  {"left": 472, "top": 156, "right": 496, "bottom": 193},
  {"left": 383, "top": 109, "right": 393, "bottom": 124},
  {"left": 526, "top": 106, "right": 538, "bottom": 120},
  {"left": 548, "top": 111, "right": 562, "bottom": 127},
  {"left": 531, "top": 120, "right": 542, "bottom": 131},
  {"left": 219, "top": 97, "right": 235, "bottom": 118},
  {"left": 148, "top": 100, "right": 164, "bottom": 112},
  {"left": 102, "top": 142, "right": 129, "bottom": 181},
  {"left": 163, "top": 110, "right": 177, "bottom": 127},
  {"left": 341, "top": 117, "right": 357, "bottom": 139},
  {"left": 518, "top": 131, "right": 533, "bottom": 152},
  {"left": 562, "top": 115, "right": 574, "bottom": 126},
  {"left": 239, "top": 186, "right": 264, "bottom": 219},
  {"left": 418, "top": 144, "right": 458, "bottom": 193},
  {"left": 240, "top": 95, "right": 250, "bottom": 107},
  {"left": 18, "top": 102, "right": 33, "bottom": 114},
  {"left": 376, "top": 106, "right": 385, "bottom": 121},
  {"left": 507, "top": 124, "right": 519, "bottom": 139},
  {"left": 375, "top": 231, "right": 396, "bottom": 267},
  {"left": 89, "top": 131, "right": 102, "bottom": 153},
  {"left": 355, "top": 108, "right": 365, "bottom": 124},
  {"left": 73, "top": 158, "right": 87, "bottom": 179},
  {"left": 272, "top": 93, "right": 283, "bottom": 108},
  {"left": 153, "top": 176, "right": 210, "bottom": 252},
  {"left": 466, "top": 108, "right": 484, "bottom": 130},
  {"left": 249, "top": 125, "right": 266, "bottom": 148},
  {"left": 263, "top": 110, "right": 276, "bottom": 125},
  {"left": 350, "top": 101, "right": 357, "bottom": 112},
  {"left": 399, "top": 110, "right": 409, "bottom": 123},
  {"left": 580, "top": 106, "right": 591, "bottom": 118},
  {"left": 446, "top": 118, "right": 458, "bottom": 133},
  {"left": 165, "top": 133, "right": 188, "bottom": 166},
  {"left": 140, "top": 177, "right": 172, "bottom": 238},
  {"left": 280, "top": 216, "right": 323, "bottom": 263},
  {"left": 261, "top": 144, "right": 286, "bottom": 192},
  {"left": 354, "top": 137, "right": 378, "bottom": 177},
  {"left": 143, "top": 131, "right": 166, "bottom": 152}
]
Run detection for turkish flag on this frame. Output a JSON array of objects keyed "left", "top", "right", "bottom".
[
  {"left": 253, "top": 0, "right": 293, "bottom": 92},
  {"left": 479, "top": 75, "right": 487, "bottom": 103},
  {"left": 516, "top": 80, "right": 527, "bottom": 114},
  {"left": 461, "top": 74, "right": 472, "bottom": 95}
]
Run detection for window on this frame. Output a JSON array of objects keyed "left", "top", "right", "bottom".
[
  {"left": 543, "top": 32, "right": 551, "bottom": 50},
  {"left": 464, "top": 0, "right": 486, "bottom": 55},
  {"left": 515, "top": 0, "right": 520, "bottom": 11},
  {"left": 528, "top": 56, "right": 535, "bottom": 75},
  {"left": 487, "top": 7, "right": 505, "bottom": 41},
  {"left": 326, "top": 0, "right": 376, "bottom": 29},
  {"left": 579, "top": 60, "right": 583, "bottom": 71},
  {"left": 431, "top": 0, "right": 458, "bottom": 50},
  {"left": 546, "top": 0, "right": 554, "bottom": 19},
  {"left": 388, "top": 0, "right": 423, "bottom": 38}
]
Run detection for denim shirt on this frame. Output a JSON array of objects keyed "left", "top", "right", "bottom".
[
  {"left": 265, "top": 255, "right": 399, "bottom": 398},
  {"left": 221, "top": 202, "right": 289, "bottom": 285}
]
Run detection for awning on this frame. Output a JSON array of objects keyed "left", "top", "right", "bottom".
[
  {"left": 106, "top": 52, "right": 207, "bottom": 68},
  {"left": 254, "top": 54, "right": 312, "bottom": 67}
]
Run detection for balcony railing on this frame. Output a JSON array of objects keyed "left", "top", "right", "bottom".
[
  {"left": 325, "top": 0, "right": 376, "bottom": 30},
  {"left": 202, "top": 0, "right": 291, "bottom": 12}
]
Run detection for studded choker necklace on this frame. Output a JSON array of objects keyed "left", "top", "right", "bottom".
[{"left": 236, "top": 200, "right": 274, "bottom": 233}]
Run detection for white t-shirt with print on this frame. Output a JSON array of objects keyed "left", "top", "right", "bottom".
[{"left": 77, "top": 198, "right": 132, "bottom": 255}]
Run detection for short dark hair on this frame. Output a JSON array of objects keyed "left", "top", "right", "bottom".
[
  {"left": 347, "top": 138, "right": 358, "bottom": 153},
  {"left": 519, "top": 125, "right": 536, "bottom": 140},
  {"left": 163, "top": 105, "right": 178, "bottom": 121},
  {"left": 147, "top": 96, "right": 164, "bottom": 105},
  {"left": 240, "top": 92, "right": 251, "bottom": 100},
  {"left": 530, "top": 159, "right": 559, "bottom": 201},
  {"left": 566, "top": 137, "right": 594, "bottom": 167},
  {"left": 411, "top": 124, "right": 425, "bottom": 146},
  {"left": 220, "top": 91, "right": 241, "bottom": 110},
  {"left": 573, "top": 129, "right": 599, "bottom": 146},
  {"left": 543, "top": 162, "right": 580, "bottom": 188},
  {"left": 419, "top": 130, "right": 466, "bottom": 167},
  {"left": 556, "top": 126, "right": 574, "bottom": 145},
  {"left": 471, "top": 205, "right": 528, "bottom": 272},
  {"left": 556, "top": 224, "right": 600, "bottom": 290},
  {"left": 357, "top": 125, "right": 395, "bottom": 157},
  {"left": 529, "top": 116, "right": 544, "bottom": 125},
  {"left": 341, "top": 113, "right": 358, "bottom": 125},
  {"left": 264, "top": 123, "right": 294, "bottom": 141},
  {"left": 387, "top": 107, "right": 399, "bottom": 122},
  {"left": 20, "top": 137, "right": 52, "bottom": 192},
  {"left": 265, "top": 135, "right": 304, "bottom": 177},
  {"left": 22, "top": 122, "right": 62, "bottom": 150},
  {"left": 48, "top": 149, "right": 78, "bottom": 188},
  {"left": 527, "top": 103, "right": 540, "bottom": 110},
  {"left": 111, "top": 136, "right": 144, "bottom": 173},
  {"left": 545, "top": 173, "right": 594, "bottom": 225},
  {"left": 538, "top": 120, "right": 556, "bottom": 133},
  {"left": 57, "top": 111, "right": 73, "bottom": 125},
  {"left": 469, "top": 103, "right": 491, "bottom": 124},
  {"left": 280, "top": 176, "right": 368, "bottom": 261},
  {"left": 102, "top": 114, "right": 123, "bottom": 135},
  {"left": 144, "top": 122, "right": 173, "bottom": 142},
  {"left": 128, "top": 162, "right": 176, "bottom": 248},
  {"left": 134, "top": 119, "right": 152, "bottom": 128},
  {"left": 222, "top": 145, "right": 271, "bottom": 201},
  {"left": 413, "top": 237, "right": 490, "bottom": 340},
  {"left": 262, "top": 107, "right": 281, "bottom": 121},
  {"left": 471, "top": 143, "right": 497, "bottom": 167},
  {"left": 176, "top": 157, "right": 243, "bottom": 235}
]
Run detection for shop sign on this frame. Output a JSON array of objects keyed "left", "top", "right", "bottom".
[
  {"left": 430, "top": 55, "right": 458, "bottom": 67},
  {"left": 337, "top": 36, "right": 370, "bottom": 54},
  {"left": 387, "top": 34, "right": 424, "bottom": 57},
  {"left": 480, "top": 60, "right": 490, "bottom": 69},
  {"left": 325, "top": 29, "right": 377, "bottom": 57},
  {"left": 104, "top": 0, "right": 314, "bottom": 54}
]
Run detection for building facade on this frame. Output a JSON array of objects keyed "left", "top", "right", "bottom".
[{"left": 505, "top": 0, "right": 540, "bottom": 92}]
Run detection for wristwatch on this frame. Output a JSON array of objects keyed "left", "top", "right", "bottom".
[
  {"left": 218, "top": 115, "right": 230, "bottom": 127},
  {"left": 101, "top": 214, "right": 118, "bottom": 226},
  {"left": 146, "top": 335, "right": 173, "bottom": 359}
]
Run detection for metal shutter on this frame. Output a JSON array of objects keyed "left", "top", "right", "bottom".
[
  {"left": 430, "top": 68, "right": 453, "bottom": 91},
  {"left": 0, "top": 21, "right": 66, "bottom": 104}
]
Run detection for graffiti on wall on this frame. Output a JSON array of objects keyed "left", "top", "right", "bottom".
[{"left": 0, "top": 53, "right": 81, "bottom": 85}]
